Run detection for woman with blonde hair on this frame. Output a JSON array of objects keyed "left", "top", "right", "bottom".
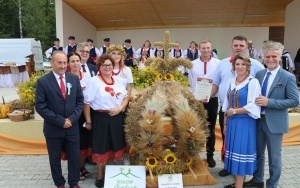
[
  {"left": 106, "top": 44, "right": 133, "bottom": 100},
  {"left": 222, "top": 54, "right": 261, "bottom": 188}
]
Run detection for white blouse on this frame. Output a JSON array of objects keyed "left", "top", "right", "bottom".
[
  {"left": 222, "top": 75, "right": 261, "bottom": 119},
  {"left": 83, "top": 76, "right": 128, "bottom": 110},
  {"left": 113, "top": 66, "right": 133, "bottom": 88}
]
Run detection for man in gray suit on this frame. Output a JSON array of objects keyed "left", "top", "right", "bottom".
[{"left": 244, "top": 41, "right": 299, "bottom": 188}]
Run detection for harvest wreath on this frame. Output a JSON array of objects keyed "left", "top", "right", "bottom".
[
  {"left": 124, "top": 31, "right": 209, "bottom": 178},
  {"left": 125, "top": 81, "right": 208, "bottom": 177}
]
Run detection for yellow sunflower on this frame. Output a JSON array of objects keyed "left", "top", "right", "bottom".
[
  {"left": 186, "top": 158, "right": 193, "bottom": 166},
  {"left": 164, "top": 73, "right": 174, "bottom": 80},
  {"left": 156, "top": 73, "right": 163, "bottom": 80},
  {"left": 146, "top": 157, "right": 158, "bottom": 169},
  {"left": 163, "top": 153, "right": 177, "bottom": 164}
]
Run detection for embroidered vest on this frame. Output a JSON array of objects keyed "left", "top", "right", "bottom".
[
  {"left": 67, "top": 44, "right": 77, "bottom": 54},
  {"left": 187, "top": 48, "right": 198, "bottom": 61}
]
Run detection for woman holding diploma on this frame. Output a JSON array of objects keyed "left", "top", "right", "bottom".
[{"left": 222, "top": 54, "right": 261, "bottom": 188}]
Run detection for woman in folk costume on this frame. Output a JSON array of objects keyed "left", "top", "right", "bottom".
[
  {"left": 67, "top": 52, "right": 92, "bottom": 181},
  {"left": 106, "top": 44, "right": 133, "bottom": 100},
  {"left": 183, "top": 40, "right": 200, "bottom": 61},
  {"left": 136, "top": 40, "right": 154, "bottom": 70},
  {"left": 83, "top": 54, "right": 129, "bottom": 188},
  {"left": 222, "top": 54, "right": 261, "bottom": 188},
  {"left": 169, "top": 41, "right": 185, "bottom": 73}
]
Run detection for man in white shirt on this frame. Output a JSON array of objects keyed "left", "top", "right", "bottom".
[
  {"left": 64, "top": 36, "right": 77, "bottom": 55},
  {"left": 45, "top": 38, "right": 64, "bottom": 60},
  {"left": 188, "top": 39, "right": 220, "bottom": 168},
  {"left": 99, "top": 38, "right": 110, "bottom": 56},
  {"left": 282, "top": 49, "right": 295, "bottom": 73},
  {"left": 211, "top": 35, "right": 264, "bottom": 177},
  {"left": 123, "top": 39, "right": 137, "bottom": 67},
  {"left": 86, "top": 39, "right": 100, "bottom": 65},
  {"left": 246, "top": 40, "right": 258, "bottom": 59}
]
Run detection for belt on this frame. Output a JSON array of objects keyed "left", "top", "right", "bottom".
[{"left": 95, "top": 110, "right": 110, "bottom": 113}]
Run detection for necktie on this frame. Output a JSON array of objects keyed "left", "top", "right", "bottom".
[
  {"left": 261, "top": 72, "right": 271, "bottom": 112},
  {"left": 81, "top": 64, "right": 86, "bottom": 72},
  {"left": 59, "top": 76, "right": 66, "bottom": 99},
  {"left": 204, "top": 62, "right": 207, "bottom": 75}
]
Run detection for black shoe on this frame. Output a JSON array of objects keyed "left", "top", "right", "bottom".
[
  {"left": 219, "top": 169, "right": 230, "bottom": 177},
  {"left": 243, "top": 179, "right": 264, "bottom": 188},
  {"left": 95, "top": 179, "right": 104, "bottom": 188},
  {"left": 207, "top": 157, "right": 216, "bottom": 168},
  {"left": 224, "top": 183, "right": 235, "bottom": 188},
  {"left": 86, "top": 156, "right": 96, "bottom": 165}
]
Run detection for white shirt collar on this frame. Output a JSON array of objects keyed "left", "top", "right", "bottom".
[
  {"left": 267, "top": 65, "right": 280, "bottom": 76},
  {"left": 52, "top": 71, "right": 65, "bottom": 80}
]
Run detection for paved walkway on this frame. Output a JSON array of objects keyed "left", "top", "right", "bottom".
[
  {"left": 0, "top": 145, "right": 300, "bottom": 188},
  {"left": 1, "top": 88, "right": 299, "bottom": 188}
]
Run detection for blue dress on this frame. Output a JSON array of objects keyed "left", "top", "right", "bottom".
[{"left": 224, "top": 81, "right": 257, "bottom": 176}]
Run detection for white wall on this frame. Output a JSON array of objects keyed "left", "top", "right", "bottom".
[
  {"left": 284, "top": 0, "right": 300, "bottom": 59},
  {"left": 55, "top": 0, "right": 97, "bottom": 47},
  {"left": 97, "top": 27, "right": 268, "bottom": 59}
]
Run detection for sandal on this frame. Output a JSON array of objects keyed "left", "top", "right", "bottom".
[
  {"left": 79, "top": 172, "right": 85, "bottom": 181},
  {"left": 80, "top": 166, "right": 90, "bottom": 178}
]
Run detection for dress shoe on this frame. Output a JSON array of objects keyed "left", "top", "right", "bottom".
[
  {"left": 56, "top": 186, "right": 65, "bottom": 188},
  {"left": 224, "top": 183, "right": 235, "bottom": 188},
  {"left": 207, "top": 157, "right": 216, "bottom": 168},
  {"left": 95, "top": 178, "right": 104, "bottom": 188},
  {"left": 243, "top": 179, "right": 264, "bottom": 188},
  {"left": 219, "top": 169, "right": 230, "bottom": 177},
  {"left": 70, "top": 185, "right": 80, "bottom": 188}
]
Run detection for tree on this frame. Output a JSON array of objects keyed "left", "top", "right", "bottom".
[
  {"left": 22, "top": 0, "right": 56, "bottom": 51},
  {"left": 0, "top": 0, "right": 20, "bottom": 38},
  {"left": 18, "top": 0, "right": 23, "bottom": 38},
  {"left": 0, "top": 0, "right": 56, "bottom": 52}
]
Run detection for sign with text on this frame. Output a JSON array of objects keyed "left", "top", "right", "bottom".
[
  {"left": 158, "top": 173, "right": 183, "bottom": 188},
  {"left": 104, "top": 165, "right": 146, "bottom": 188}
]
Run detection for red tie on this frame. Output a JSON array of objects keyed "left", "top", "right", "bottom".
[
  {"left": 204, "top": 62, "right": 207, "bottom": 75},
  {"left": 59, "top": 76, "right": 66, "bottom": 99}
]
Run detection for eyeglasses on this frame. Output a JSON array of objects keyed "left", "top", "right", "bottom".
[
  {"left": 101, "top": 64, "right": 113, "bottom": 68},
  {"left": 111, "top": 52, "right": 122, "bottom": 56},
  {"left": 79, "top": 50, "right": 90, "bottom": 54}
]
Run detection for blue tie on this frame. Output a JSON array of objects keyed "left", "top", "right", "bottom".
[{"left": 261, "top": 72, "right": 271, "bottom": 112}]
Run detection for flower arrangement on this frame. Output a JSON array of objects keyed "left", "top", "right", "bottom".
[
  {"left": 17, "top": 71, "right": 45, "bottom": 107},
  {"left": 131, "top": 67, "right": 189, "bottom": 89}
]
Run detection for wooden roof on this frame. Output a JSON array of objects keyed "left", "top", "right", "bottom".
[{"left": 63, "top": 0, "right": 293, "bottom": 30}]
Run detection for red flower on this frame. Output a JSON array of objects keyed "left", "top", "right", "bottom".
[
  {"left": 105, "top": 87, "right": 115, "bottom": 96},
  {"left": 229, "top": 56, "right": 235, "bottom": 63}
]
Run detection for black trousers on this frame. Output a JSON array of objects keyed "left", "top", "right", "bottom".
[
  {"left": 219, "top": 106, "right": 225, "bottom": 143},
  {"left": 46, "top": 134, "right": 80, "bottom": 186},
  {"left": 203, "top": 97, "right": 219, "bottom": 157}
]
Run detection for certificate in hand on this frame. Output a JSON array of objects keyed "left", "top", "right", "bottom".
[{"left": 195, "top": 78, "right": 213, "bottom": 102}]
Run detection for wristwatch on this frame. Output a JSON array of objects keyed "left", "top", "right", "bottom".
[{"left": 233, "top": 109, "right": 236, "bottom": 115}]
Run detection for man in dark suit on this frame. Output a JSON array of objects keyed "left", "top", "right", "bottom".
[
  {"left": 76, "top": 42, "right": 97, "bottom": 78},
  {"left": 35, "top": 51, "right": 84, "bottom": 188},
  {"left": 244, "top": 41, "right": 299, "bottom": 188}
]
